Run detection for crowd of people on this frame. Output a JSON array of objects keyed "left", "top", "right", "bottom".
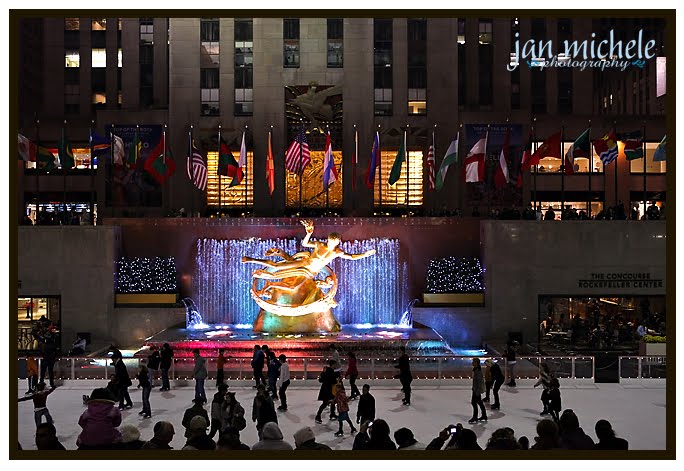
[{"left": 19, "top": 342, "right": 631, "bottom": 452}]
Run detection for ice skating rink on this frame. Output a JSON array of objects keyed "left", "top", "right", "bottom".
[{"left": 16, "top": 379, "right": 666, "bottom": 451}]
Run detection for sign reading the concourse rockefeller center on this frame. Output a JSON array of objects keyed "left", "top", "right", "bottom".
[{"left": 578, "top": 273, "right": 664, "bottom": 289}]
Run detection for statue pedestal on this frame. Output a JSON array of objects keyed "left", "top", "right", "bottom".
[{"left": 252, "top": 309, "right": 341, "bottom": 333}]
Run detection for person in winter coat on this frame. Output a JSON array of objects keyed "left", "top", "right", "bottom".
[
  {"left": 394, "top": 427, "right": 427, "bottom": 450},
  {"left": 192, "top": 349, "right": 208, "bottom": 404},
  {"left": 483, "top": 359, "right": 493, "bottom": 403},
  {"left": 345, "top": 351, "right": 360, "bottom": 399},
  {"left": 333, "top": 379, "right": 357, "bottom": 436},
  {"left": 76, "top": 388, "right": 122, "bottom": 450},
  {"left": 147, "top": 346, "right": 161, "bottom": 388},
  {"left": 105, "top": 374, "right": 120, "bottom": 404},
  {"left": 488, "top": 359, "right": 505, "bottom": 410},
  {"left": 208, "top": 383, "right": 228, "bottom": 439},
  {"left": 531, "top": 419, "right": 561, "bottom": 450},
  {"left": 356, "top": 384, "right": 375, "bottom": 425},
  {"left": 277, "top": 354, "right": 291, "bottom": 411},
  {"left": 252, "top": 384, "right": 278, "bottom": 436},
  {"left": 594, "top": 419, "right": 629, "bottom": 450},
  {"left": 112, "top": 352, "right": 133, "bottom": 410},
  {"left": 25, "top": 356, "right": 38, "bottom": 395},
  {"left": 485, "top": 428, "right": 520, "bottom": 450},
  {"left": 141, "top": 421, "right": 175, "bottom": 450},
  {"left": 182, "top": 398, "right": 210, "bottom": 435},
  {"left": 115, "top": 424, "right": 146, "bottom": 450},
  {"left": 35, "top": 423, "right": 66, "bottom": 450},
  {"left": 315, "top": 360, "right": 340, "bottom": 423},
  {"left": 159, "top": 343, "right": 174, "bottom": 391},
  {"left": 136, "top": 363, "right": 152, "bottom": 418},
  {"left": 352, "top": 418, "right": 396, "bottom": 450},
  {"left": 469, "top": 358, "right": 487, "bottom": 424},
  {"left": 251, "top": 345, "right": 266, "bottom": 388},
  {"left": 266, "top": 350, "right": 281, "bottom": 400},
  {"left": 534, "top": 362, "right": 554, "bottom": 415},
  {"left": 221, "top": 391, "right": 247, "bottom": 433},
  {"left": 216, "top": 349, "right": 226, "bottom": 388},
  {"left": 251, "top": 422, "right": 293, "bottom": 450},
  {"left": 558, "top": 409, "right": 595, "bottom": 449},
  {"left": 548, "top": 377, "right": 562, "bottom": 422},
  {"left": 394, "top": 346, "right": 413, "bottom": 405},
  {"left": 182, "top": 416, "right": 216, "bottom": 450},
  {"left": 293, "top": 426, "right": 332, "bottom": 450},
  {"left": 216, "top": 426, "right": 250, "bottom": 450},
  {"left": 505, "top": 342, "right": 518, "bottom": 386}
]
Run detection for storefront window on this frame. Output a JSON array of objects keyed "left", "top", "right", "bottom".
[
  {"left": 25, "top": 203, "right": 97, "bottom": 226},
  {"left": 18, "top": 297, "right": 61, "bottom": 352},
  {"left": 534, "top": 201, "right": 604, "bottom": 220},
  {"left": 374, "top": 150, "right": 424, "bottom": 207},
  {"left": 536, "top": 142, "right": 604, "bottom": 173},
  {"left": 629, "top": 142, "right": 667, "bottom": 174}
]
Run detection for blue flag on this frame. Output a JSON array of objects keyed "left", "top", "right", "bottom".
[
  {"left": 653, "top": 135, "right": 666, "bottom": 162},
  {"left": 90, "top": 130, "right": 111, "bottom": 156}
]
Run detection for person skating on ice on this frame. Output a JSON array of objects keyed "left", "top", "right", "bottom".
[
  {"left": 315, "top": 359, "right": 339, "bottom": 424},
  {"left": 468, "top": 357, "right": 487, "bottom": 424},
  {"left": 333, "top": 378, "right": 357, "bottom": 436},
  {"left": 277, "top": 354, "right": 290, "bottom": 411},
  {"left": 394, "top": 346, "right": 413, "bottom": 405},
  {"left": 356, "top": 384, "right": 376, "bottom": 426}
]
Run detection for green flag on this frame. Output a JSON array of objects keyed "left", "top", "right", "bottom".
[
  {"left": 388, "top": 131, "right": 406, "bottom": 186},
  {"left": 128, "top": 131, "right": 141, "bottom": 167},
  {"left": 435, "top": 134, "right": 459, "bottom": 190},
  {"left": 58, "top": 128, "right": 75, "bottom": 169},
  {"left": 564, "top": 128, "right": 590, "bottom": 175},
  {"left": 37, "top": 146, "right": 57, "bottom": 171}
]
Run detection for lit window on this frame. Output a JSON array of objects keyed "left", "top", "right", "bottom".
[
  {"left": 374, "top": 150, "right": 424, "bottom": 207},
  {"left": 457, "top": 19, "right": 465, "bottom": 44},
  {"left": 286, "top": 150, "right": 343, "bottom": 208},
  {"left": 65, "top": 51, "right": 80, "bottom": 68},
  {"left": 65, "top": 18, "right": 79, "bottom": 30},
  {"left": 629, "top": 142, "right": 666, "bottom": 174},
  {"left": 92, "top": 92, "right": 106, "bottom": 104},
  {"left": 118, "top": 48, "right": 122, "bottom": 67},
  {"left": 206, "top": 150, "right": 254, "bottom": 207},
  {"left": 92, "top": 18, "right": 107, "bottom": 31},
  {"left": 478, "top": 20, "right": 492, "bottom": 44},
  {"left": 92, "top": 49, "right": 107, "bottom": 68}
]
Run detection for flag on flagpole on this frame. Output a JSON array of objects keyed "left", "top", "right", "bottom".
[
  {"left": 388, "top": 131, "right": 406, "bottom": 185},
  {"left": 365, "top": 132, "right": 380, "bottom": 189},
  {"left": 464, "top": 132, "right": 487, "bottom": 183},
  {"left": 37, "top": 146, "right": 57, "bottom": 171},
  {"left": 218, "top": 138, "right": 235, "bottom": 176},
  {"left": 128, "top": 130, "right": 141, "bottom": 167},
  {"left": 323, "top": 130, "right": 339, "bottom": 188},
  {"left": 230, "top": 131, "right": 247, "bottom": 187},
  {"left": 435, "top": 133, "right": 459, "bottom": 190},
  {"left": 494, "top": 128, "right": 511, "bottom": 188},
  {"left": 516, "top": 131, "right": 533, "bottom": 188},
  {"left": 90, "top": 130, "right": 111, "bottom": 157},
  {"left": 144, "top": 135, "right": 176, "bottom": 185},
  {"left": 284, "top": 127, "right": 311, "bottom": 174},
  {"left": 525, "top": 131, "right": 561, "bottom": 171},
  {"left": 58, "top": 128, "right": 75, "bottom": 169},
  {"left": 187, "top": 138, "right": 207, "bottom": 191},
  {"left": 352, "top": 128, "right": 358, "bottom": 191},
  {"left": 18, "top": 134, "right": 37, "bottom": 162},
  {"left": 426, "top": 137, "right": 435, "bottom": 191},
  {"left": 653, "top": 135, "right": 666, "bottom": 162},
  {"left": 111, "top": 134, "right": 125, "bottom": 165},
  {"left": 593, "top": 133, "right": 619, "bottom": 165},
  {"left": 620, "top": 131, "right": 644, "bottom": 160},
  {"left": 266, "top": 130, "right": 275, "bottom": 195},
  {"left": 564, "top": 128, "right": 590, "bottom": 175}
]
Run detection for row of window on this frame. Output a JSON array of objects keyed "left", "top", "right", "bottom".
[{"left": 65, "top": 49, "right": 122, "bottom": 68}]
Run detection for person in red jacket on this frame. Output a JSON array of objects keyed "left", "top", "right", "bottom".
[
  {"left": 333, "top": 379, "right": 357, "bottom": 437},
  {"left": 345, "top": 351, "right": 360, "bottom": 400}
]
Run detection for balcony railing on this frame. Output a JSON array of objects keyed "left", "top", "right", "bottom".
[{"left": 618, "top": 355, "right": 667, "bottom": 382}]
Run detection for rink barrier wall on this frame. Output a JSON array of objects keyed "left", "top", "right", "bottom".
[{"left": 618, "top": 356, "right": 667, "bottom": 383}]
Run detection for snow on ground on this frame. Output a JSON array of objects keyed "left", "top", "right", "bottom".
[{"left": 16, "top": 379, "right": 666, "bottom": 451}]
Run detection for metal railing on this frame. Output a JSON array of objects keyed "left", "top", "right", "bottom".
[
  {"left": 618, "top": 356, "right": 667, "bottom": 381},
  {"left": 16, "top": 355, "right": 595, "bottom": 382}
]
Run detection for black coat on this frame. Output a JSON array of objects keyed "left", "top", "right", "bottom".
[
  {"left": 352, "top": 432, "right": 396, "bottom": 450},
  {"left": 114, "top": 359, "right": 132, "bottom": 388},
  {"left": 160, "top": 346, "right": 174, "bottom": 370},
  {"left": 252, "top": 395, "right": 277, "bottom": 428},
  {"left": 595, "top": 437, "right": 629, "bottom": 450},
  {"left": 317, "top": 367, "right": 339, "bottom": 401},
  {"left": 147, "top": 351, "right": 161, "bottom": 370},
  {"left": 491, "top": 363, "right": 505, "bottom": 382},
  {"left": 396, "top": 354, "right": 412, "bottom": 379},
  {"left": 182, "top": 405, "right": 209, "bottom": 429},
  {"left": 356, "top": 393, "right": 375, "bottom": 422},
  {"left": 296, "top": 440, "right": 332, "bottom": 450}
]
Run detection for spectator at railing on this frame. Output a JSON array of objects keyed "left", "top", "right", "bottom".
[
  {"left": 394, "top": 427, "right": 427, "bottom": 450},
  {"left": 594, "top": 419, "right": 629, "bottom": 450},
  {"left": 251, "top": 422, "right": 293, "bottom": 450},
  {"left": 293, "top": 426, "right": 332, "bottom": 450},
  {"left": 76, "top": 388, "right": 122, "bottom": 450},
  {"left": 216, "top": 426, "right": 250, "bottom": 450},
  {"left": 34, "top": 423, "right": 65, "bottom": 450},
  {"left": 531, "top": 419, "right": 561, "bottom": 450},
  {"left": 558, "top": 409, "right": 595, "bottom": 450},
  {"left": 485, "top": 428, "right": 520, "bottom": 450},
  {"left": 141, "top": 421, "right": 175, "bottom": 450},
  {"left": 352, "top": 419, "right": 396, "bottom": 450}
]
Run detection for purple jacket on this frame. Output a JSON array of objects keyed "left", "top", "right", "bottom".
[{"left": 77, "top": 401, "right": 122, "bottom": 447}]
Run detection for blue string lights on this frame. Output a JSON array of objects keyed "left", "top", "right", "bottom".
[
  {"left": 425, "top": 256, "right": 485, "bottom": 293},
  {"left": 115, "top": 257, "right": 178, "bottom": 293}
]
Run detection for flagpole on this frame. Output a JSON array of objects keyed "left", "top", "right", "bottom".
[
  {"left": 405, "top": 124, "right": 410, "bottom": 215},
  {"left": 486, "top": 123, "right": 491, "bottom": 218},
  {"left": 642, "top": 122, "right": 647, "bottom": 219},
  {"left": 189, "top": 125, "right": 195, "bottom": 218},
  {"left": 431, "top": 124, "right": 436, "bottom": 212},
  {"left": 325, "top": 126, "right": 330, "bottom": 212},
  {"left": 35, "top": 117, "right": 40, "bottom": 223},
  {"left": 352, "top": 124, "right": 357, "bottom": 211},
  {"left": 269, "top": 125, "right": 274, "bottom": 214},
  {"left": 135, "top": 124, "right": 140, "bottom": 218},
  {"left": 244, "top": 124, "right": 248, "bottom": 216},
  {"left": 561, "top": 124, "right": 565, "bottom": 217},
  {"left": 457, "top": 123, "right": 463, "bottom": 213},
  {"left": 298, "top": 120, "right": 303, "bottom": 214},
  {"left": 533, "top": 117, "right": 537, "bottom": 212},
  {"left": 62, "top": 120, "right": 68, "bottom": 223},
  {"left": 377, "top": 124, "right": 382, "bottom": 212},
  {"left": 109, "top": 124, "right": 114, "bottom": 218},
  {"left": 588, "top": 120, "right": 592, "bottom": 218},
  {"left": 89, "top": 119, "right": 95, "bottom": 224},
  {"left": 218, "top": 124, "right": 222, "bottom": 216},
  {"left": 613, "top": 120, "right": 618, "bottom": 207},
  {"left": 164, "top": 123, "right": 170, "bottom": 214}
]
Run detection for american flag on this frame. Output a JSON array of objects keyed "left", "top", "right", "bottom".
[
  {"left": 427, "top": 143, "right": 436, "bottom": 191},
  {"left": 186, "top": 138, "right": 207, "bottom": 191},
  {"left": 284, "top": 127, "right": 311, "bottom": 175}
]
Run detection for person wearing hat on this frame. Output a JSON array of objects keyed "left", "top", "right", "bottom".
[
  {"left": 251, "top": 422, "right": 293, "bottom": 450},
  {"left": 216, "top": 426, "right": 250, "bottom": 450},
  {"left": 221, "top": 391, "right": 246, "bottom": 433},
  {"left": 141, "top": 421, "right": 175, "bottom": 450},
  {"left": 293, "top": 426, "right": 332, "bottom": 450},
  {"left": 116, "top": 424, "right": 146, "bottom": 449},
  {"left": 394, "top": 427, "right": 427, "bottom": 450},
  {"left": 182, "top": 416, "right": 216, "bottom": 450},
  {"left": 76, "top": 388, "right": 122, "bottom": 450},
  {"left": 182, "top": 398, "right": 210, "bottom": 435},
  {"left": 112, "top": 351, "right": 133, "bottom": 410}
]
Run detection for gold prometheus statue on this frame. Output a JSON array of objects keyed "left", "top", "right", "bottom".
[{"left": 242, "top": 219, "right": 376, "bottom": 333}]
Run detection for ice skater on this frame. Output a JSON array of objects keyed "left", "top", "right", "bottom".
[
  {"left": 394, "top": 346, "right": 413, "bottom": 405},
  {"left": 136, "top": 362, "right": 152, "bottom": 418},
  {"left": 468, "top": 358, "right": 487, "bottom": 424},
  {"left": 315, "top": 360, "right": 339, "bottom": 423},
  {"left": 251, "top": 345, "right": 266, "bottom": 388},
  {"left": 192, "top": 348, "right": 208, "bottom": 404},
  {"left": 333, "top": 378, "right": 357, "bottom": 436},
  {"left": 216, "top": 348, "right": 226, "bottom": 388},
  {"left": 267, "top": 350, "right": 281, "bottom": 400},
  {"left": 18, "top": 382, "right": 56, "bottom": 427},
  {"left": 345, "top": 351, "right": 360, "bottom": 399},
  {"left": 112, "top": 351, "right": 133, "bottom": 410},
  {"left": 277, "top": 354, "right": 290, "bottom": 411},
  {"left": 159, "top": 343, "right": 173, "bottom": 391}
]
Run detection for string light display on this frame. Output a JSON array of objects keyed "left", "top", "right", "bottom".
[
  {"left": 115, "top": 257, "right": 178, "bottom": 293},
  {"left": 425, "top": 256, "right": 485, "bottom": 293}
]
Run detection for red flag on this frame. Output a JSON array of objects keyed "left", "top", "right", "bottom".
[
  {"left": 426, "top": 144, "right": 435, "bottom": 191},
  {"left": 524, "top": 131, "right": 561, "bottom": 171},
  {"left": 266, "top": 130, "right": 275, "bottom": 196},
  {"left": 494, "top": 128, "right": 511, "bottom": 189}
]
